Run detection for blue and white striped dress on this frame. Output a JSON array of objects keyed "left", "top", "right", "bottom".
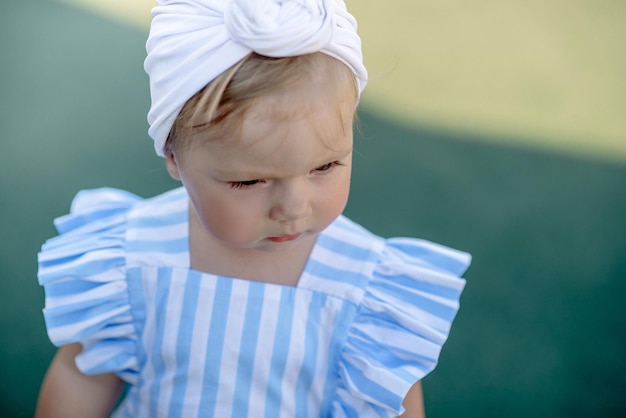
[{"left": 38, "top": 187, "right": 470, "bottom": 417}]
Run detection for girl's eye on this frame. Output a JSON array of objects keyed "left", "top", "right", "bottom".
[
  {"left": 315, "top": 161, "right": 341, "bottom": 173},
  {"left": 228, "top": 179, "right": 265, "bottom": 189}
]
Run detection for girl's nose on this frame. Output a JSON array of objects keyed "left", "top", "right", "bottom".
[{"left": 269, "top": 180, "right": 313, "bottom": 222}]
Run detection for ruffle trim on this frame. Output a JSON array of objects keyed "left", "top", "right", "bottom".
[
  {"left": 332, "top": 238, "right": 470, "bottom": 417},
  {"left": 38, "top": 188, "right": 142, "bottom": 384}
]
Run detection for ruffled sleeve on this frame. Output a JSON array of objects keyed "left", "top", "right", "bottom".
[
  {"left": 332, "top": 237, "right": 470, "bottom": 417},
  {"left": 38, "top": 188, "right": 142, "bottom": 384}
]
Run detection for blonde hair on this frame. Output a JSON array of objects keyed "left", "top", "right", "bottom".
[{"left": 164, "top": 52, "right": 358, "bottom": 155}]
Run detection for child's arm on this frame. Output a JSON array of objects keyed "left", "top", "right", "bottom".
[
  {"left": 36, "top": 343, "right": 124, "bottom": 418},
  {"left": 399, "top": 381, "right": 426, "bottom": 418}
]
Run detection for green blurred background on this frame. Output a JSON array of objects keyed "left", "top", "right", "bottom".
[{"left": 1, "top": 0, "right": 625, "bottom": 416}]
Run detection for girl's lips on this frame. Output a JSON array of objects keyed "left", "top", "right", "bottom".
[{"left": 267, "top": 233, "right": 302, "bottom": 243}]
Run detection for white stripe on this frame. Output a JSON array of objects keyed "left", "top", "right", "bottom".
[
  {"left": 248, "top": 285, "right": 282, "bottom": 417},
  {"left": 279, "top": 291, "right": 311, "bottom": 418},
  {"left": 82, "top": 319, "right": 134, "bottom": 341},
  {"left": 307, "top": 296, "right": 343, "bottom": 418},
  {"left": 47, "top": 305, "right": 128, "bottom": 344},
  {"left": 367, "top": 286, "right": 460, "bottom": 329},
  {"left": 213, "top": 280, "right": 248, "bottom": 417},
  {"left": 311, "top": 245, "right": 375, "bottom": 275},
  {"left": 128, "top": 251, "right": 189, "bottom": 269},
  {"left": 41, "top": 251, "right": 123, "bottom": 279},
  {"left": 45, "top": 280, "right": 125, "bottom": 309},
  {"left": 389, "top": 237, "right": 472, "bottom": 264},
  {"left": 81, "top": 267, "right": 126, "bottom": 283},
  {"left": 69, "top": 188, "right": 138, "bottom": 212},
  {"left": 356, "top": 322, "right": 442, "bottom": 358},
  {"left": 156, "top": 269, "right": 186, "bottom": 418},
  {"left": 180, "top": 275, "right": 217, "bottom": 418},
  {"left": 130, "top": 196, "right": 187, "bottom": 219},
  {"left": 76, "top": 342, "right": 123, "bottom": 371},
  {"left": 343, "top": 353, "right": 407, "bottom": 402},
  {"left": 299, "top": 272, "right": 364, "bottom": 303},
  {"left": 127, "top": 223, "right": 188, "bottom": 242},
  {"left": 377, "top": 261, "right": 467, "bottom": 289},
  {"left": 137, "top": 269, "right": 159, "bottom": 418},
  {"left": 38, "top": 239, "right": 120, "bottom": 262},
  {"left": 324, "top": 222, "right": 384, "bottom": 252}
]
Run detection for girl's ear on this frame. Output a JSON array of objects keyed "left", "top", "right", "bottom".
[{"left": 165, "top": 150, "right": 182, "bottom": 181}]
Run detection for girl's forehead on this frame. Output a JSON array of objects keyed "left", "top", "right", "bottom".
[
  {"left": 245, "top": 95, "right": 349, "bottom": 123},
  {"left": 243, "top": 92, "right": 354, "bottom": 146},
  {"left": 241, "top": 101, "right": 352, "bottom": 150},
  {"left": 195, "top": 83, "right": 355, "bottom": 169},
  {"left": 251, "top": 59, "right": 357, "bottom": 112},
  {"left": 248, "top": 72, "right": 357, "bottom": 122}
]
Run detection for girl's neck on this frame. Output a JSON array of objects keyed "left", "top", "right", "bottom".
[{"left": 187, "top": 205, "right": 316, "bottom": 287}]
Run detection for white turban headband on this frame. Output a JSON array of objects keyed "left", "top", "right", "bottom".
[{"left": 145, "top": 0, "right": 368, "bottom": 156}]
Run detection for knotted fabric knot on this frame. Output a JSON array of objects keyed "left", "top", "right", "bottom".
[{"left": 224, "top": 0, "right": 334, "bottom": 56}]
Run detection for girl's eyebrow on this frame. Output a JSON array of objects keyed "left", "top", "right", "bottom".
[{"left": 213, "top": 148, "right": 352, "bottom": 180}]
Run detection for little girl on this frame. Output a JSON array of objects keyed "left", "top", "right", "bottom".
[{"left": 36, "top": 1, "right": 470, "bottom": 417}]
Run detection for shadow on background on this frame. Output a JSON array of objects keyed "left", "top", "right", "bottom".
[{"left": 1, "top": 1, "right": 625, "bottom": 417}]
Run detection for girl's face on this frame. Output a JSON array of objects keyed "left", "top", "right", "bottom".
[{"left": 166, "top": 75, "right": 356, "bottom": 256}]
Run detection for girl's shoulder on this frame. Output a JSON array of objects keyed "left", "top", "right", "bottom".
[
  {"left": 321, "top": 215, "right": 471, "bottom": 415},
  {"left": 37, "top": 187, "right": 188, "bottom": 383}
]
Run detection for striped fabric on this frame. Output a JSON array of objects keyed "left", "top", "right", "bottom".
[{"left": 38, "top": 187, "right": 470, "bottom": 417}]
